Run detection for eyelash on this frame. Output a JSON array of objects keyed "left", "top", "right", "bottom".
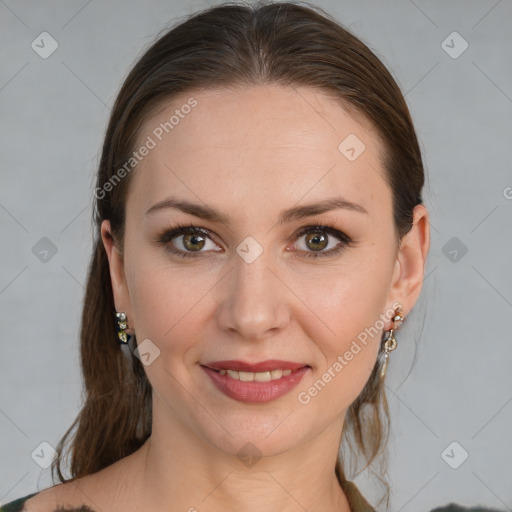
[{"left": 156, "top": 222, "right": 353, "bottom": 259}]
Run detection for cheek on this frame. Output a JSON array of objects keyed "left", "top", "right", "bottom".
[
  {"left": 125, "top": 260, "right": 209, "bottom": 402},
  {"left": 292, "top": 252, "right": 392, "bottom": 396},
  {"left": 294, "top": 287, "right": 385, "bottom": 414},
  {"left": 126, "top": 250, "right": 214, "bottom": 355},
  {"left": 295, "top": 253, "right": 393, "bottom": 346}
]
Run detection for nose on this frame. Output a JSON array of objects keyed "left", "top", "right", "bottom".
[{"left": 215, "top": 248, "right": 291, "bottom": 341}]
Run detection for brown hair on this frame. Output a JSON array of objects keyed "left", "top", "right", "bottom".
[{"left": 52, "top": 1, "right": 425, "bottom": 508}]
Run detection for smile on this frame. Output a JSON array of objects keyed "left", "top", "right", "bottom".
[
  {"left": 215, "top": 368, "right": 296, "bottom": 381},
  {"left": 201, "top": 364, "right": 311, "bottom": 403}
]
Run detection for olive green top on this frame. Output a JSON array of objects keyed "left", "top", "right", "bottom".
[
  {"left": 0, "top": 480, "right": 374, "bottom": 512},
  {"left": 1, "top": 484, "right": 503, "bottom": 511}
]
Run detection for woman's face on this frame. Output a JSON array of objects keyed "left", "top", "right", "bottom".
[{"left": 102, "top": 84, "right": 428, "bottom": 460}]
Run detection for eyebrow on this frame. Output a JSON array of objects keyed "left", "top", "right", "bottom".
[{"left": 144, "top": 195, "right": 368, "bottom": 224}]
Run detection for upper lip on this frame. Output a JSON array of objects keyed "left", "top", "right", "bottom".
[{"left": 202, "top": 359, "right": 310, "bottom": 372}]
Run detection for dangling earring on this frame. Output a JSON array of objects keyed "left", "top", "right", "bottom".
[
  {"left": 380, "top": 306, "right": 405, "bottom": 379},
  {"left": 115, "top": 311, "right": 132, "bottom": 344}
]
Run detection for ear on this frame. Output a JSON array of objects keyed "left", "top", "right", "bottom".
[
  {"left": 386, "top": 204, "right": 430, "bottom": 324},
  {"left": 100, "top": 219, "right": 135, "bottom": 333}
]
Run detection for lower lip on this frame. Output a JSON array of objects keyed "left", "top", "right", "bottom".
[{"left": 201, "top": 365, "right": 310, "bottom": 403}]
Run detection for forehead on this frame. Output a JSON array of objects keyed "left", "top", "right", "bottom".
[{"left": 127, "top": 84, "right": 390, "bottom": 223}]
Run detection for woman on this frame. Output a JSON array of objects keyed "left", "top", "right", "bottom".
[{"left": 2, "top": 2, "right": 433, "bottom": 511}]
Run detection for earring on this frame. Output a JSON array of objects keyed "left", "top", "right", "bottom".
[
  {"left": 115, "top": 311, "right": 132, "bottom": 344},
  {"left": 380, "top": 306, "right": 405, "bottom": 379}
]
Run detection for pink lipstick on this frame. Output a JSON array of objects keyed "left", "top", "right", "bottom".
[{"left": 201, "top": 359, "right": 310, "bottom": 403}]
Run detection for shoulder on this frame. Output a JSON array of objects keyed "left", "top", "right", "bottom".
[
  {"left": 18, "top": 448, "right": 144, "bottom": 512},
  {"left": 1, "top": 492, "right": 39, "bottom": 512},
  {"left": 13, "top": 457, "right": 135, "bottom": 512},
  {"left": 4, "top": 482, "right": 97, "bottom": 512}
]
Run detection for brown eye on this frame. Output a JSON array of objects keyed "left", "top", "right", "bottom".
[
  {"left": 293, "top": 225, "right": 353, "bottom": 259},
  {"left": 157, "top": 224, "right": 220, "bottom": 258},
  {"left": 181, "top": 232, "right": 207, "bottom": 252},
  {"left": 158, "top": 223, "right": 352, "bottom": 260},
  {"left": 303, "top": 231, "right": 328, "bottom": 252}
]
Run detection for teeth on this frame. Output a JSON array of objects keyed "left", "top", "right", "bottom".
[{"left": 218, "top": 368, "right": 294, "bottom": 381}]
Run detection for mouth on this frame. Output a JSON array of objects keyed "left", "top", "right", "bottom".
[
  {"left": 200, "top": 361, "right": 311, "bottom": 404},
  {"left": 204, "top": 367, "right": 307, "bottom": 382},
  {"left": 200, "top": 359, "right": 312, "bottom": 383}
]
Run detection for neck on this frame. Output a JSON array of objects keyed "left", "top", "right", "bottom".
[{"left": 133, "top": 401, "right": 351, "bottom": 512}]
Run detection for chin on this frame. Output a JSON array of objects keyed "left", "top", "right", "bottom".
[{"left": 203, "top": 417, "right": 310, "bottom": 461}]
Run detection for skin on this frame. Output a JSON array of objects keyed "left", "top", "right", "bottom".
[{"left": 27, "top": 84, "right": 429, "bottom": 512}]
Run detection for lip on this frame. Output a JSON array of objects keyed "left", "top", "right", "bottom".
[
  {"left": 202, "top": 359, "right": 309, "bottom": 372},
  {"left": 201, "top": 364, "right": 311, "bottom": 403}
]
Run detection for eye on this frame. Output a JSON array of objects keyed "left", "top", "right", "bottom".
[
  {"left": 156, "top": 222, "right": 353, "bottom": 259},
  {"left": 157, "top": 223, "right": 221, "bottom": 258},
  {"left": 292, "top": 224, "right": 353, "bottom": 259}
]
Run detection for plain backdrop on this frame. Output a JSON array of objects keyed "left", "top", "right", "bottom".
[{"left": 1, "top": 0, "right": 511, "bottom": 510}]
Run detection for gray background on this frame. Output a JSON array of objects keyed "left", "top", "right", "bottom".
[{"left": 1, "top": 0, "right": 511, "bottom": 510}]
